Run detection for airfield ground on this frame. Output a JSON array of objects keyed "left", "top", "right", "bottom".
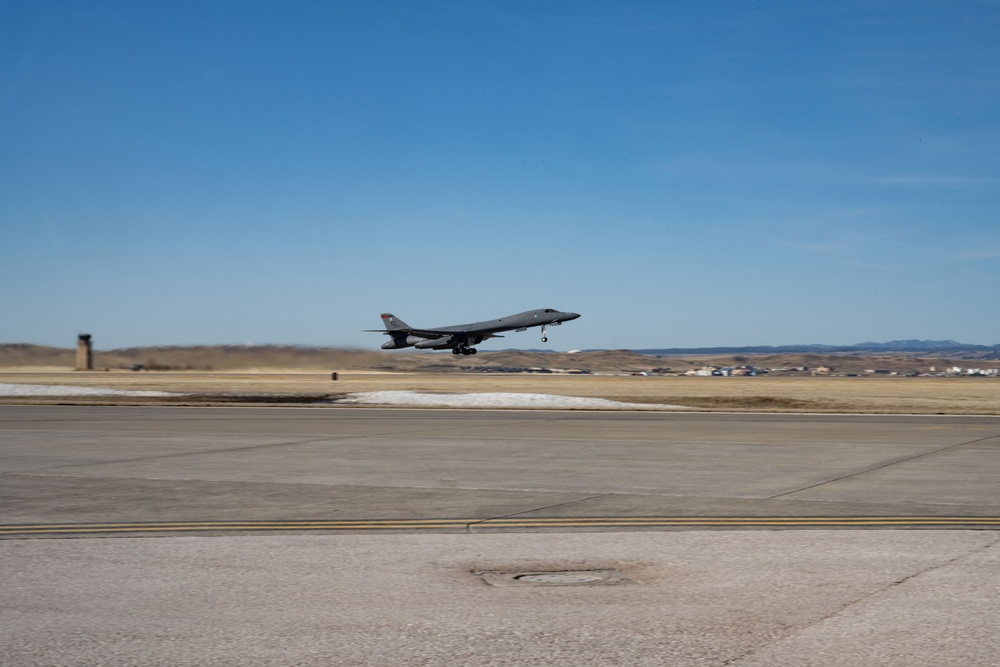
[
  {"left": 1, "top": 369, "right": 999, "bottom": 414},
  {"left": 3, "top": 404, "right": 1000, "bottom": 665},
  {"left": 3, "top": 353, "right": 999, "bottom": 664},
  {"left": 3, "top": 363, "right": 1000, "bottom": 665}
]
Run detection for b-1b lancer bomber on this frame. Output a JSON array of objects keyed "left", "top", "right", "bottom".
[{"left": 368, "top": 308, "right": 581, "bottom": 355}]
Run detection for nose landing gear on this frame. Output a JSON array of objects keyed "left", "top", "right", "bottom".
[{"left": 540, "top": 320, "right": 563, "bottom": 344}]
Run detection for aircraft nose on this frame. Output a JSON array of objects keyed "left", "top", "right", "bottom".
[{"left": 564, "top": 312, "right": 581, "bottom": 321}]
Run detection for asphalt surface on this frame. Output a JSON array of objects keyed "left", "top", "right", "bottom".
[{"left": 3, "top": 405, "right": 1000, "bottom": 665}]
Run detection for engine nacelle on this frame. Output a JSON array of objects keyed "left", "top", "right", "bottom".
[
  {"left": 414, "top": 337, "right": 455, "bottom": 350},
  {"left": 381, "top": 336, "right": 424, "bottom": 350}
]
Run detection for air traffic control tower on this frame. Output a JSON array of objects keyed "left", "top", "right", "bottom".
[{"left": 76, "top": 334, "right": 93, "bottom": 371}]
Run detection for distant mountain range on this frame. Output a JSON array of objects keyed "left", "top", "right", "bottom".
[{"left": 631, "top": 340, "right": 1000, "bottom": 359}]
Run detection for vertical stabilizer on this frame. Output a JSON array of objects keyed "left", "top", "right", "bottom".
[{"left": 380, "top": 313, "right": 411, "bottom": 332}]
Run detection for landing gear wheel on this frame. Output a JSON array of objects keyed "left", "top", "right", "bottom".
[
  {"left": 541, "top": 337, "right": 548, "bottom": 343},
  {"left": 452, "top": 348, "right": 462, "bottom": 355},
  {"left": 469, "top": 348, "right": 477, "bottom": 355}
]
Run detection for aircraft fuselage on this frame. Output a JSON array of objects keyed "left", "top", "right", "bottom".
[{"left": 374, "top": 308, "right": 580, "bottom": 354}]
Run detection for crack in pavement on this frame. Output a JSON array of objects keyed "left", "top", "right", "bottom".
[
  {"left": 720, "top": 533, "right": 1000, "bottom": 666},
  {"left": 466, "top": 494, "right": 611, "bottom": 532},
  {"left": 769, "top": 431, "right": 1000, "bottom": 499},
  {"left": 0, "top": 413, "right": 578, "bottom": 476}
]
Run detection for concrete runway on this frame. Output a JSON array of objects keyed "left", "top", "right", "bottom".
[{"left": 3, "top": 405, "right": 1000, "bottom": 665}]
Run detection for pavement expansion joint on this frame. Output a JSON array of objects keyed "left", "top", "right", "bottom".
[{"left": 4, "top": 516, "right": 1000, "bottom": 538}]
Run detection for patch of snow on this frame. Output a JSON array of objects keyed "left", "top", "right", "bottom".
[
  {"left": 339, "top": 390, "right": 687, "bottom": 410},
  {"left": 0, "top": 383, "right": 174, "bottom": 397}
]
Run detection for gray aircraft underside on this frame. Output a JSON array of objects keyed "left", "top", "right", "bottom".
[{"left": 368, "top": 308, "right": 581, "bottom": 355}]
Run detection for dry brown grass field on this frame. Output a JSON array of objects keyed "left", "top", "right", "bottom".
[
  {"left": 2, "top": 369, "right": 999, "bottom": 414},
  {"left": 3, "top": 344, "right": 999, "bottom": 413}
]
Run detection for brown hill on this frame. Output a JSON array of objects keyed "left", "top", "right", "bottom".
[
  {"left": 0, "top": 344, "right": 385, "bottom": 371},
  {"left": 0, "top": 344, "right": 76, "bottom": 368},
  {"left": 2, "top": 344, "right": 998, "bottom": 375}
]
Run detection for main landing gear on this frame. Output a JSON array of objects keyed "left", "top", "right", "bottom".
[{"left": 452, "top": 346, "right": 477, "bottom": 355}]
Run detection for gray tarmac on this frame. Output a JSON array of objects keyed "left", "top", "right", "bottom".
[{"left": 3, "top": 405, "right": 1000, "bottom": 665}]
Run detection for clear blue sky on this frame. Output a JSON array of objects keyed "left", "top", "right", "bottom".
[{"left": 3, "top": 1, "right": 999, "bottom": 351}]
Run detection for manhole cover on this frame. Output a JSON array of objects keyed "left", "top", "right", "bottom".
[{"left": 476, "top": 569, "right": 635, "bottom": 587}]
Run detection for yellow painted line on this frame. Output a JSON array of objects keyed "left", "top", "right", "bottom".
[
  {"left": 3, "top": 519, "right": 468, "bottom": 529},
  {"left": 0, "top": 520, "right": 473, "bottom": 535},
  {"left": 485, "top": 517, "right": 1000, "bottom": 525},
  {"left": 2, "top": 516, "right": 1000, "bottom": 536},
  {"left": 481, "top": 519, "right": 1000, "bottom": 527}
]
